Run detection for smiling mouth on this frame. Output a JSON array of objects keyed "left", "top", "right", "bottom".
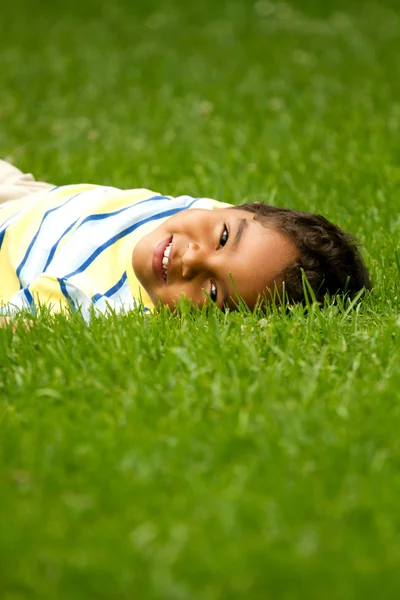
[{"left": 152, "top": 236, "right": 173, "bottom": 283}]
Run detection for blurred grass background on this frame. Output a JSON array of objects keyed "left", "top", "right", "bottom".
[{"left": 1, "top": 0, "right": 400, "bottom": 598}]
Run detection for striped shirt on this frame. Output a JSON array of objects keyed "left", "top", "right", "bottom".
[{"left": 0, "top": 184, "right": 228, "bottom": 320}]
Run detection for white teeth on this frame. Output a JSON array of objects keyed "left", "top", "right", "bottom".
[{"left": 162, "top": 241, "right": 172, "bottom": 281}]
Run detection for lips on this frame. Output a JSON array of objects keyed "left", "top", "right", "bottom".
[{"left": 152, "top": 236, "right": 172, "bottom": 283}]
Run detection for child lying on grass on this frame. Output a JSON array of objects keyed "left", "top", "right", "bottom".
[{"left": 0, "top": 159, "right": 371, "bottom": 322}]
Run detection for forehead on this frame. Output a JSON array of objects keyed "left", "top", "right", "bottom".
[{"left": 218, "top": 208, "right": 298, "bottom": 309}]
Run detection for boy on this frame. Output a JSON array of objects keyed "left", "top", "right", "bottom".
[{"left": 0, "top": 159, "right": 371, "bottom": 322}]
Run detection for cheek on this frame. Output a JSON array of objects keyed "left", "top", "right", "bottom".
[
  {"left": 230, "top": 260, "right": 276, "bottom": 308},
  {"left": 157, "top": 282, "right": 207, "bottom": 309},
  {"left": 131, "top": 240, "right": 146, "bottom": 281}
]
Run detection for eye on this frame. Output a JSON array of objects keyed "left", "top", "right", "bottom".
[
  {"left": 210, "top": 281, "right": 218, "bottom": 302},
  {"left": 219, "top": 225, "right": 229, "bottom": 248}
]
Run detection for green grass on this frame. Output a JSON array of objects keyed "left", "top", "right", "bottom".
[{"left": 1, "top": 0, "right": 400, "bottom": 598}]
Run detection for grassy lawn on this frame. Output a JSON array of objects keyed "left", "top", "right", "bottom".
[{"left": 1, "top": 0, "right": 400, "bottom": 598}]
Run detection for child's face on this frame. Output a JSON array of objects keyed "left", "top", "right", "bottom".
[{"left": 132, "top": 208, "right": 298, "bottom": 311}]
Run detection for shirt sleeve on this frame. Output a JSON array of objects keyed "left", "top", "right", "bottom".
[
  {"left": 0, "top": 273, "right": 139, "bottom": 322},
  {"left": 1, "top": 275, "right": 95, "bottom": 322}
]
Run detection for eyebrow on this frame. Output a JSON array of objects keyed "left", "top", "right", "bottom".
[
  {"left": 219, "top": 217, "right": 249, "bottom": 308},
  {"left": 231, "top": 218, "right": 248, "bottom": 251}
]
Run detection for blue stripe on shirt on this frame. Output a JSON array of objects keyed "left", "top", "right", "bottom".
[
  {"left": 43, "top": 219, "right": 79, "bottom": 271},
  {"left": 58, "top": 278, "right": 75, "bottom": 307},
  {"left": 91, "top": 272, "right": 127, "bottom": 305},
  {"left": 0, "top": 227, "right": 6, "bottom": 250},
  {"left": 16, "top": 193, "right": 82, "bottom": 286},
  {"left": 74, "top": 195, "right": 169, "bottom": 228},
  {"left": 23, "top": 287, "right": 34, "bottom": 307},
  {"left": 104, "top": 271, "right": 127, "bottom": 298}
]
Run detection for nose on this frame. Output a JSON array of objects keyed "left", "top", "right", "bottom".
[{"left": 181, "top": 242, "right": 209, "bottom": 279}]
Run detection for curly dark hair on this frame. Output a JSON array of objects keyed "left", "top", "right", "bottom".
[{"left": 235, "top": 203, "right": 371, "bottom": 304}]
